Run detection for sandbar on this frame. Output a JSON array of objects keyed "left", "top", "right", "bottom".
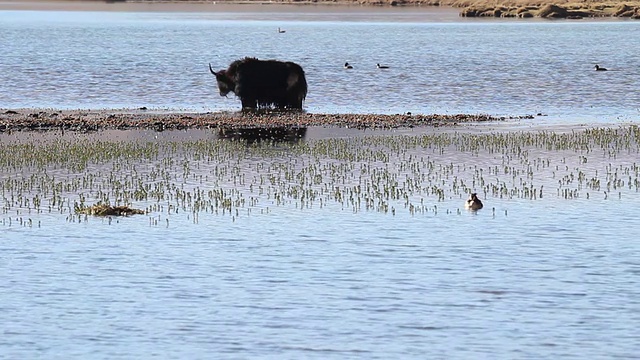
[{"left": 0, "top": 108, "right": 524, "bottom": 132}]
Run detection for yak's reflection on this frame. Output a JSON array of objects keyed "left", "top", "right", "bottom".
[{"left": 216, "top": 126, "right": 307, "bottom": 144}]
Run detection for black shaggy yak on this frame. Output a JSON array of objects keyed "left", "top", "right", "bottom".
[{"left": 209, "top": 57, "right": 307, "bottom": 110}]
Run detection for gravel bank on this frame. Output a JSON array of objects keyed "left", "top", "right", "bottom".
[{"left": 0, "top": 109, "right": 524, "bottom": 133}]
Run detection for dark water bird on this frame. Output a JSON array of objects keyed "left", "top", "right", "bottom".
[
  {"left": 344, "top": 62, "right": 353, "bottom": 69},
  {"left": 465, "top": 193, "right": 484, "bottom": 210},
  {"left": 594, "top": 64, "right": 607, "bottom": 71},
  {"left": 277, "top": 27, "right": 286, "bottom": 33},
  {"left": 376, "top": 63, "right": 389, "bottom": 69}
]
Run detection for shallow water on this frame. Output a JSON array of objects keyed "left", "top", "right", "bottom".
[
  {"left": 2, "top": 125, "right": 640, "bottom": 359},
  {"left": 1, "top": 6, "right": 640, "bottom": 124},
  {"left": 2, "top": 4, "right": 640, "bottom": 359}
]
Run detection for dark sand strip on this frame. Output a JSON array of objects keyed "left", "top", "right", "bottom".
[{"left": 0, "top": 109, "right": 524, "bottom": 132}]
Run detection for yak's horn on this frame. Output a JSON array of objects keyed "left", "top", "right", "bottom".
[{"left": 208, "top": 63, "right": 217, "bottom": 76}]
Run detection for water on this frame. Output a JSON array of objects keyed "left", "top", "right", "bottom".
[
  {"left": 4, "top": 204, "right": 638, "bottom": 359},
  {"left": 3, "top": 126, "right": 640, "bottom": 359},
  {"left": 2, "top": 5, "right": 640, "bottom": 359},
  {"left": 1, "top": 6, "right": 640, "bottom": 123}
]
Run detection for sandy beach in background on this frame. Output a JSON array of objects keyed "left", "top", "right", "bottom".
[
  {"left": 0, "top": 0, "right": 462, "bottom": 22},
  {"left": 0, "top": 0, "right": 449, "bottom": 13},
  {"left": 1, "top": 0, "right": 638, "bottom": 18}
]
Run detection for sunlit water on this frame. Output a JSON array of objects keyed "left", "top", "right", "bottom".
[{"left": 2, "top": 5, "right": 640, "bottom": 360}]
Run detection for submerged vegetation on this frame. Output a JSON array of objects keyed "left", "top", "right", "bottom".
[{"left": 1, "top": 125, "right": 639, "bottom": 226}]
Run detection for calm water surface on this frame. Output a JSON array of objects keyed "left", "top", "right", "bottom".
[
  {"left": 1, "top": 4, "right": 640, "bottom": 360},
  {"left": 3, "top": 126, "right": 640, "bottom": 359}
]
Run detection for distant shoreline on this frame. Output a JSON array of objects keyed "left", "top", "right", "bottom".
[{"left": 1, "top": 0, "right": 639, "bottom": 19}]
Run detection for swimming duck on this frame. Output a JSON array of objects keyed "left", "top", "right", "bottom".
[
  {"left": 277, "top": 27, "right": 286, "bottom": 33},
  {"left": 376, "top": 63, "right": 389, "bottom": 69},
  {"left": 344, "top": 62, "right": 353, "bottom": 69},
  {"left": 465, "top": 193, "right": 483, "bottom": 210},
  {"left": 594, "top": 64, "right": 607, "bottom": 71}
]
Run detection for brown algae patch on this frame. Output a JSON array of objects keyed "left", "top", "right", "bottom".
[{"left": 75, "top": 202, "right": 145, "bottom": 216}]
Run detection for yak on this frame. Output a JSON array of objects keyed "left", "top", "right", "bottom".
[{"left": 209, "top": 57, "right": 307, "bottom": 110}]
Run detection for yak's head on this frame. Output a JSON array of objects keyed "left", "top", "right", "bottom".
[{"left": 209, "top": 63, "right": 235, "bottom": 97}]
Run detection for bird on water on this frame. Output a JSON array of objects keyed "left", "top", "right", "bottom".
[
  {"left": 344, "top": 62, "right": 353, "bottom": 69},
  {"left": 377, "top": 63, "right": 389, "bottom": 69},
  {"left": 277, "top": 27, "right": 286, "bottom": 33},
  {"left": 465, "top": 193, "right": 484, "bottom": 210},
  {"left": 594, "top": 64, "right": 607, "bottom": 71}
]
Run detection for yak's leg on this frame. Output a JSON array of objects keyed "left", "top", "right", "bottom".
[
  {"left": 286, "top": 73, "right": 304, "bottom": 109},
  {"left": 277, "top": 98, "right": 288, "bottom": 110},
  {"left": 288, "top": 96, "right": 303, "bottom": 110},
  {"left": 241, "top": 97, "right": 257, "bottom": 110}
]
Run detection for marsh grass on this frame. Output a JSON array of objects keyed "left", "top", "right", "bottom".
[{"left": 1, "top": 125, "right": 639, "bottom": 227}]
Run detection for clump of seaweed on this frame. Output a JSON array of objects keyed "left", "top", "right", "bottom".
[{"left": 75, "top": 202, "right": 144, "bottom": 216}]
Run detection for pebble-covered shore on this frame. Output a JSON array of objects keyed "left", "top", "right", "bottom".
[{"left": 0, "top": 109, "right": 527, "bottom": 132}]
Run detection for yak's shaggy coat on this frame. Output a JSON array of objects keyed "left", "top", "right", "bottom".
[{"left": 210, "top": 57, "right": 307, "bottom": 110}]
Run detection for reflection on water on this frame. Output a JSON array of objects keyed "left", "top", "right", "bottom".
[{"left": 217, "top": 126, "right": 307, "bottom": 143}]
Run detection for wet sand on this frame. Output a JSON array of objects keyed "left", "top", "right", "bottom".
[
  {"left": 0, "top": 0, "right": 462, "bottom": 23},
  {"left": 0, "top": 108, "right": 520, "bottom": 132},
  {"left": 0, "top": 0, "right": 452, "bottom": 13}
]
